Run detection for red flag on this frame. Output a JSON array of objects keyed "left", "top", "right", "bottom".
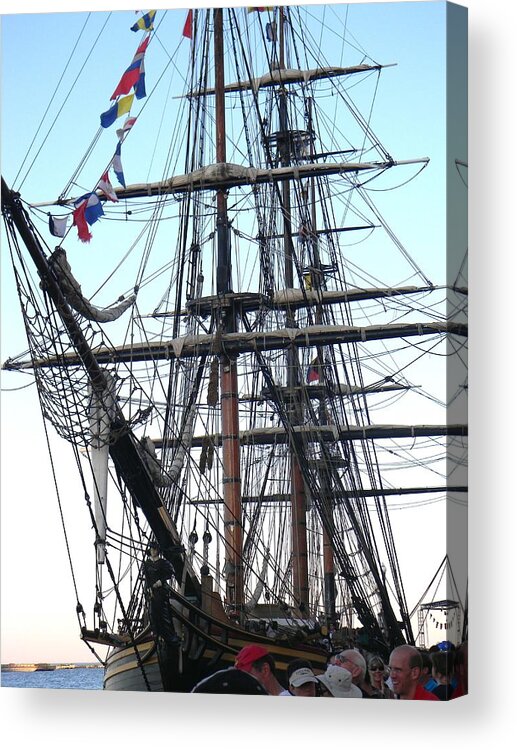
[
  {"left": 307, "top": 357, "right": 320, "bottom": 383},
  {"left": 183, "top": 9, "right": 193, "bottom": 38},
  {"left": 72, "top": 193, "right": 104, "bottom": 243},
  {"left": 72, "top": 201, "right": 92, "bottom": 243}
]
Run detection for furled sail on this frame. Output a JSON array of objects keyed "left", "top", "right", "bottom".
[
  {"left": 187, "top": 64, "right": 385, "bottom": 96},
  {"left": 48, "top": 247, "right": 136, "bottom": 322},
  {"left": 89, "top": 370, "right": 118, "bottom": 564}
]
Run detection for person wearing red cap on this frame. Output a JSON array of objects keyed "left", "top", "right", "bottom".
[{"left": 234, "top": 644, "right": 286, "bottom": 696}]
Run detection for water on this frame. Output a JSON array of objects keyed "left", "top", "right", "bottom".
[{"left": 1, "top": 666, "right": 103, "bottom": 690}]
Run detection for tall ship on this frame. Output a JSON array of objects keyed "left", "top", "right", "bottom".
[{"left": 1, "top": 5, "right": 467, "bottom": 692}]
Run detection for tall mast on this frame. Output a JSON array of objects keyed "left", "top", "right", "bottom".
[
  {"left": 306, "top": 93, "right": 338, "bottom": 624},
  {"left": 277, "top": 7, "right": 310, "bottom": 613},
  {"left": 307, "top": 97, "right": 336, "bottom": 624},
  {"left": 214, "top": 7, "right": 244, "bottom": 613}
]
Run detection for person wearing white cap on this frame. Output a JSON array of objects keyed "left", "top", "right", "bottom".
[
  {"left": 288, "top": 667, "right": 319, "bottom": 697},
  {"left": 317, "top": 664, "right": 363, "bottom": 698}
]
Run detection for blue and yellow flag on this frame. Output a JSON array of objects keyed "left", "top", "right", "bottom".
[
  {"left": 100, "top": 94, "right": 135, "bottom": 129},
  {"left": 131, "top": 10, "right": 156, "bottom": 32}
]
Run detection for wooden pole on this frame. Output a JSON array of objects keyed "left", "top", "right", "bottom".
[{"left": 213, "top": 8, "right": 244, "bottom": 612}]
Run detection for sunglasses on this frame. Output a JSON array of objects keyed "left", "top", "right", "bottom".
[{"left": 369, "top": 665, "right": 384, "bottom": 672}]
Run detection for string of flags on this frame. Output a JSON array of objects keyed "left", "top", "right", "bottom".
[
  {"left": 49, "top": 8, "right": 278, "bottom": 244},
  {"left": 49, "top": 10, "right": 193, "bottom": 244},
  {"left": 429, "top": 609, "right": 457, "bottom": 631}
]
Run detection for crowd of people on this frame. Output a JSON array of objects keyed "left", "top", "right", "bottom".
[
  {"left": 142, "top": 541, "right": 467, "bottom": 701},
  {"left": 191, "top": 639, "right": 468, "bottom": 700}
]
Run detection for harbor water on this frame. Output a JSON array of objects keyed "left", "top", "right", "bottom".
[{"left": 1, "top": 666, "right": 103, "bottom": 690}]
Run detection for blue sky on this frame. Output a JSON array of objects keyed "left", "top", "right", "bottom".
[{"left": 1, "top": 0, "right": 465, "bottom": 667}]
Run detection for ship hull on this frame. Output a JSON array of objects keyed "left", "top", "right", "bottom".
[
  {"left": 104, "top": 640, "right": 164, "bottom": 691},
  {"left": 104, "top": 590, "right": 329, "bottom": 692}
]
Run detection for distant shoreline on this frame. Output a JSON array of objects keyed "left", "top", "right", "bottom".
[{"left": 1, "top": 663, "right": 102, "bottom": 672}]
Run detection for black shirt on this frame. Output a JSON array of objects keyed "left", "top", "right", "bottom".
[{"left": 144, "top": 557, "right": 174, "bottom": 588}]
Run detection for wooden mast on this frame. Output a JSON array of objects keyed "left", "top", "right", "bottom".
[
  {"left": 306, "top": 92, "right": 338, "bottom": 625},
  {"left": 277, "top": 7, "right": 310, "bottom": 613},
  {"left": 214, "top": 7, "right": 244, "bottom": 613}
]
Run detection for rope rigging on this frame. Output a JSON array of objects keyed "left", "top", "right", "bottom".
[{"left": 1, "top": 5, "right": 466, "bottom": 680}]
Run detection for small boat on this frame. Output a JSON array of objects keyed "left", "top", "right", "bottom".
[{"left": 1, "top": 663, "right": 56, "bottom": 672}]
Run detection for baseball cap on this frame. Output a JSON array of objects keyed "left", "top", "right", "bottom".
[
  {"left": 235, "top": 644, "right": 270, "bottom": 672},
  {"left": 289, "top": 667, "right": 318, "bottom": 688}
]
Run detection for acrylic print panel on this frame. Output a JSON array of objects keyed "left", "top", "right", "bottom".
[{"left": 1, "top": 0, "right": 467, "bottom": 702}]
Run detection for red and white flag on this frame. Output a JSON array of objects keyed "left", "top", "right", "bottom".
[
  {"left": 116, "top": 116, "right": 137, "bottom": 141},
  {"left": 97, "top": 171, "right": 119, "bottom": 202}
]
